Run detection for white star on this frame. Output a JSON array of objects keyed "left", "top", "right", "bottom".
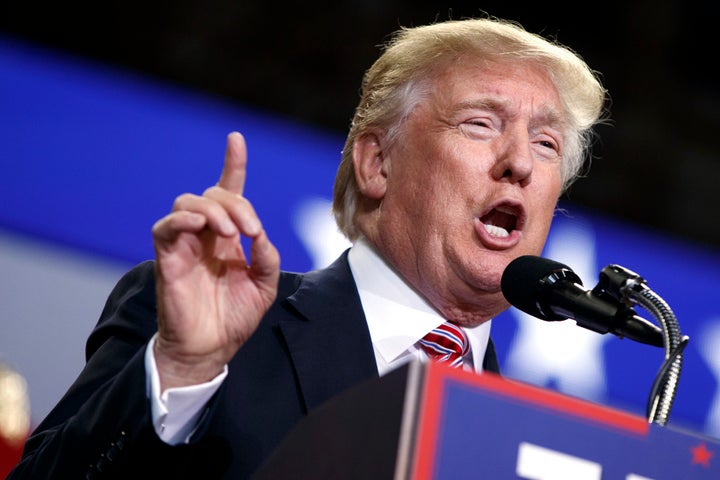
[
  {"left": 698, "top": 318, "right": 720, "bottom": 437},
  {"left": 293, "top": 197, "right": 351, "bottom": 269}
]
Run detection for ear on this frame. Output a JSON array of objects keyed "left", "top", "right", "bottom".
[{"left": 352, "top": 131, "right": 387, "bottom": 200}]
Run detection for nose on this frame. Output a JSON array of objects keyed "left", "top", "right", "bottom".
[{"left": 491, "top": 134, "right": 534, "bottom": 186}]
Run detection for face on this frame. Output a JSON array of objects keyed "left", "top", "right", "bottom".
[{"left": 356, "top": 59, "right": 565, "bottom": 325}]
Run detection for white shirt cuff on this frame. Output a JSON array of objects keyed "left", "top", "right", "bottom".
[{"left": 145, "top": 333, "right": 228, "bottom": 445}]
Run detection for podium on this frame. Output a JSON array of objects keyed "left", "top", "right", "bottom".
[{"left": 253, "top": 360, "right": 720, "bottom": 479}]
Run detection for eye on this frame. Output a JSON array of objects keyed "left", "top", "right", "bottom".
[
  {"left": 532, "top": 135, "right": 562, "bottom": 161},
  {"left": 538, "top": 140, "right": 558, "bottom": 151},
  {"left": 469, "top": 119, "right": 491, "bottom": 128},
  {"left": 459, "top": 117, "right": 498, "bottom": 139}
]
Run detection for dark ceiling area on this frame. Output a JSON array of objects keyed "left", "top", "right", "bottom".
[{"left": 2, "top": 1, "right": 719, "bottom": 249}]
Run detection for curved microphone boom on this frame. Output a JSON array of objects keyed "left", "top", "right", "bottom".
[{"left": 501, "top": 255, "right": 664, "bottom": 347}]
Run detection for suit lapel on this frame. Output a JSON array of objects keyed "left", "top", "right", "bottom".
[{"left": 279, "top": 251, "right": 379, "bottom": 412}]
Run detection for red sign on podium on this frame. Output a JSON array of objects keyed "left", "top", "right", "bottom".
[{"left": 406, "top": 362, "right": 718, "bottom": 479}]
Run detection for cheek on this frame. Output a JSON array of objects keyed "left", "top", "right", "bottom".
[
  {"left": 390, "top": 148, "right": 455, "bottom": 204},
  {"left": 531, "top": 169, "right": 563, "bottom": 226},
  {"left": 538, "top": 209, "right": 561, "bottom": 244},
  {"left": 420, "top": 166, "right": 468, "bottom": 215},
  {"left": 537, "top": 163, "right": 563, "bottom": 198}
]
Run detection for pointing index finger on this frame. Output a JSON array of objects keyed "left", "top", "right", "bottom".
[{"left": 217, "top": 132, "right": 247, "bottom": 195}]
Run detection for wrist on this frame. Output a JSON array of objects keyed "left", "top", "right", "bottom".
[{"left": 153, "top": 338, "right": 227, "bottom": 391}]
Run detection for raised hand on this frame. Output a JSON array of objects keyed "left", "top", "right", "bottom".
[{"left": 151, "top": 132, "right": 280, "bottom": 390}]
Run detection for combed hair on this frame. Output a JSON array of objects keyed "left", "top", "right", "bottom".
[{"left": 332, "top": 17, "right": 607, "bottom": 241}]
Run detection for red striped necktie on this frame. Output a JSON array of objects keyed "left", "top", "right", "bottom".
[{"left": 418, "top": 322, "right": 469, "bottom": 368}]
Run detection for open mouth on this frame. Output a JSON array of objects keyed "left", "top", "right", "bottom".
[{"left": 480, "top": 204, "right": 520, "bottom": 238}]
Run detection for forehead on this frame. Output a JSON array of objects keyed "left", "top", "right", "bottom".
[{"left": 427, "top": 58, "right": 565, "bottom": 121}]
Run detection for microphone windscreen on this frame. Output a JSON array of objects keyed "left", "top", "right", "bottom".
[{"left": 501, "top": 255, "right": 575, "bottom": 317}]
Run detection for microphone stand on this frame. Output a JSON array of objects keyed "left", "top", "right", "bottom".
[{"left": 596, "top": 265, "right": 689, "bottom": 426}]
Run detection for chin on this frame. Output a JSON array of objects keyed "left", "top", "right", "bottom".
[{"left": 467, "top": 264, "right": 504, "bottom": 294}]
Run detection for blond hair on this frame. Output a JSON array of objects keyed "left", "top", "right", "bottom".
[{"left": 332, "top": 17, "right": 607, "bottom": 241}]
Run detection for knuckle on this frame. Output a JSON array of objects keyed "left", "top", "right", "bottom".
[
  {"left": 173, "top": 192, "right": 197, "bottom": 210},
  {"left": 203, "top": 185, "right": 221, "bottom": 197}
]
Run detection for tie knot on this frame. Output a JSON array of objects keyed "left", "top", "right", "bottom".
[{"left": 418, "top": 322, "right": 469, "bottom": 368}]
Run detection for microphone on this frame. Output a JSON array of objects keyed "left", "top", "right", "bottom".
[{"left": 501, "top": 255, "right": 664, "bottom": 347}]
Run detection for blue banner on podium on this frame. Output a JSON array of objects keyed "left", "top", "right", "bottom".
[{"left": 409, "top": 362, "right": 719, "bottom": 479}]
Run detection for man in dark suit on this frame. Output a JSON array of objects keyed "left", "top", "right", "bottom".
[{"left": 9, "top": 16, "right": 606, "bottom": 479}]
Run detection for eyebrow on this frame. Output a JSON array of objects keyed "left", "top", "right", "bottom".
[{"left": 453, "top": 97, "right": 567, "bottom": 131}]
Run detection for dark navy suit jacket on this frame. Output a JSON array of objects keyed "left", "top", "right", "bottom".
[{"left": 10, "top": 250, "right": 499, "bottom": 479}]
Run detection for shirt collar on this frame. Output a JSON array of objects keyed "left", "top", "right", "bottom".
[{"left": 347, "top": 237, "right": 491, "bottom": 372}]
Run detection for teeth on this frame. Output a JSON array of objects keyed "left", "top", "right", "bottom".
[
  {"left": 484, "top": 223, "right": 509, "bottom": 238},
  {"left": 495, "top": 205, "right": 515, "bottom": 215}
]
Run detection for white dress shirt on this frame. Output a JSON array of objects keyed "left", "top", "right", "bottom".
[
  {"left": 348, "top": 236, "right": 491, "bottom": 375},
  {"left": 146, "top": 238, "right": 493, "bottom": 444}
]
